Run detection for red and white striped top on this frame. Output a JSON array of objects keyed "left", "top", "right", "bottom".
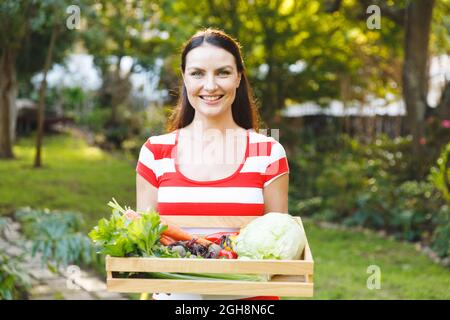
[{"left": 136, "top": 129, "right": 289, "bottom": 216}]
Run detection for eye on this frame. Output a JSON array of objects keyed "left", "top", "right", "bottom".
[
  {"left": 218, "top": 70, "right": 231, "bottom": 76},
  {"left": 190, "top": 71, "right": 203, "bottom": 77}
]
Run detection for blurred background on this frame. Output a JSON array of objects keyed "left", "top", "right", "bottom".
[{"left": 0, "top": 0, "right": 449, "bottom": 300}]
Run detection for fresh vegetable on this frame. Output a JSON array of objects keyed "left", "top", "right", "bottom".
[
  {"left": 219, "top": 235, "right": 237, "bottom": 252},
  {"left": 159, "top": 235, "right": 176, "bottom": 246},
  {"left": 160, "top": 218, "right": 212, "bottom": 247},
  {"left": 89, "top": 198, "right": 173, "bottom": 257},
  {"left": 168, "top": 240, "right": 209, "bottom": 258},
  {"left": 218, "top": 249, "right": 238, "bottom": 259},
  {"left": 127, "top": 211, "right": 168, "bottom": 256},
  {"left": 170, "top": 245, "right": 187, "bottom": 257},
  {"left": 206, "top": 244, "right": 222, "bottom": 258},
  {"left": 234, "top": 212, "right": 306, "bottom": 260},
  {"left": 88, "top": 202, "right": 135, "bottom": 257},
  {"left": 145, "top": 272, "right": 268, "bottom": 282},
  {"left": 205, "top": 232, "right": 239, "bottom": 245}
]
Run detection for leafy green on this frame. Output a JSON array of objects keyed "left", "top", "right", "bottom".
[
  {"left": 89, "top": 210, "right": 134, "bottom": 257},
  {"left": 127, "top": 211, "right": 167, "bottom": 256},
  {"left": 89, "top": 198, "right": 167, "bottom": 257}
]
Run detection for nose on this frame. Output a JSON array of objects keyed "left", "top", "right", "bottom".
[{"left": 203, "top": 75, "right": 218, "bottom": 92}]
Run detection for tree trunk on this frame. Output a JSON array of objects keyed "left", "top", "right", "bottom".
[
  {"left": 402, "top": 0, "right": 434, "bottom": 155},
  {"left": 34, "top": 26, "right": 58, "bottom": 168},
  {"left": 0, "top": 48, "right": 17, "bottom": 159},
  {"left": 436, "top": 82, "right": 450, "bottom": 119},
  {"left": 9, "top": 76, "right": 18, "bottom": 144}
]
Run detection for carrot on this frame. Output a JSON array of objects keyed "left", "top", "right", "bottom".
[
  {"left": 159, "top": 235, "right": 176, "bottom": 246},
  {"left": 160, "top": 218, "right": 212, "bottom": 247}
]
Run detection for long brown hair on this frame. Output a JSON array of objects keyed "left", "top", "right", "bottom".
[{"left": 167, "top": 28, "right": 260, "bottom": 132}]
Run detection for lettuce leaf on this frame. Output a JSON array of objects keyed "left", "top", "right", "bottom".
[{"left": 89, "top": 199, "right": 166, "bottom": 257}]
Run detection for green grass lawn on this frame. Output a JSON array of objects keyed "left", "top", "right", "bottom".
[
  {"left": 0, "top": 132, "right": 136, "bottom": 228},
  {"left": 298, "top": 221, "right": 450, "bottom": 299},
  {"left": 1, "top": 131, "right": 449, "bottom": 299}
]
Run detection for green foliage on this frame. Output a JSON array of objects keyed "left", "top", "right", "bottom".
[
  {"left": 291, "top": 134, "right": 450, "bottom": 257},
  {"left": 14, "top": 207, "right": 94, "bottom": 269},
  {"left": 428, "top": 142, "right": 450, "bottom": 202},
  {"left": 79, "top": 107, "right": 111, "bottom": 133},
  {"left": 430, "top": 204, "right": 450, "bottom": 258},
  {"left": 0, "top": 217, "right": 32, "bottom": 300},
  {"left": 156, "top": 0, "right": 404, "bottom": 124},
  {"left": 428, "top": 142, "right": 450, "bottom": 257},
  {"left": 0, "top": 252, "right": 31, "bottom": 300}
]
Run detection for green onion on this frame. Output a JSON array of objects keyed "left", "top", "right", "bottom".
[{"left": 146, "top": 272, "right": 268, "bottom": 282}]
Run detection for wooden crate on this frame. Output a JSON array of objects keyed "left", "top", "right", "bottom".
[{"left": 106, "top": 215, "right": 314, "bottom": 297}]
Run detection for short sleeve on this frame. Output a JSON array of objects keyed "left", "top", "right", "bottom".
[
  {"left": 136, "top": 139, "right": 159, "bottom": 188},
  {"left": 262, "top": 140, "right": 289, "bottom": 188}
]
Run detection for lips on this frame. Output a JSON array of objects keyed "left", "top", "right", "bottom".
[{"left": 199, "top": 95, "right": 224, "bottom": 102}]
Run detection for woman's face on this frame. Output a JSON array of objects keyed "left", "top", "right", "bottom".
[{"left": 183, "top": 43, "right": 241, "bottom": 120}]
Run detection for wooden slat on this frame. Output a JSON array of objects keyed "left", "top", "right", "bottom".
[
  {"left": 106, "top": 256, "right": 313, "bottom": 275},
  {"left": 270, "top": 274, "right": 306, "bottom": 282},
  {"left": 107, "top": 278, "right": 313, "bottom": 297}
]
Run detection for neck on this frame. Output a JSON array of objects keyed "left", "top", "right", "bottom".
[{"left": 188, "top": 111, "right": 241, "bottom": 137}]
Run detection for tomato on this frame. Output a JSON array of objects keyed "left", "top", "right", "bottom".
[
  {"left": 205, "top": 232, "right": 239, "bottom": 245},
  {"left": 218, "top": 249, "right": 238, "bottom": 259}
]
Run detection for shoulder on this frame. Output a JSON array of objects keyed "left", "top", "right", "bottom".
[
  {"left": 139, "top": 131, "right": 177, "bottom": 159},
  {"left": 248, "top": 130, "right": 287, "bottom": 158},
  {"left": 147, "top": 131, "right": 177, "bottom": 145}
]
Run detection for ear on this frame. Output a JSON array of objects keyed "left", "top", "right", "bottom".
[{"left": 237, "top": 72, "right": 242, "bottom": 88}]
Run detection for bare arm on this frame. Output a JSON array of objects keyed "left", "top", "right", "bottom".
[
  {"left": 263, "top": 173, "right": 289, "bottom": 213},
  {"left": 136, "top": 174, "right": 158, "bottom": 212}
]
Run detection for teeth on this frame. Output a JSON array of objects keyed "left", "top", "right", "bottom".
[{"left": 201, "top": 95, "right": 222, "bottom": 101}]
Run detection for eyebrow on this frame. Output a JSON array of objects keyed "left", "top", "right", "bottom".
[{"left": 187, "top": 65, "right": 234, "bottom": 71}]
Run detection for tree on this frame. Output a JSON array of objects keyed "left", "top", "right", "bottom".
[
  {"left": 31, "top": 1, "right": 84, "bottom": 167},
  {"left": 402, "top": 0, "right": 435, "bottom": 156},
  {"left": 82, "top": 0, "right": 162, "bottom": 146},
  {"left": 0, "top": 0, "right": 82, "bottom": 161},
  {"left": 0, "top": 1, "right": 36, "bottom": 158},
  {"left": 34, "top": 25, "right": 59, "bottom": 168},
  {"left": 156, "top": 0, "right": 403, "bottom": 129}
]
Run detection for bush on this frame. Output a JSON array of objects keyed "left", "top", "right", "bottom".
[
  {"left": 78, "top": 107, "right": 111, "bottom": 133},
  {"left": 14, "top": 207, "right": 95, "bottom": 269},
  {"left": 291, "top": 135, "right": 450, "bottom": 258},
  {"left": 0, "top": 253, "right": 31, "bottom": 300},
  {"left": 0, "top": 217, "right": 31, "bottom": 300},
  {"left": 428, "top": 142, "right": 450, "bottom": 257}
]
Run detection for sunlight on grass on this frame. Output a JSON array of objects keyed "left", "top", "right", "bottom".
[
  {"left": 82, "top": 146, "right": 106, "bottom": 161},
  {"left": 285, "top": 221, "right": 450, "bottom": 300},
  {"left": 0, "top": 132, "right": 135, "bottom": 228}
]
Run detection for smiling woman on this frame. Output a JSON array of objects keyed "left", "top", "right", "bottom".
[
  {"left": 136, "top": 28, "right": 289, "bottom": 300},
  {"left": 168, "top": 28, "right": 258, "bottom": 131},
  {"left": 183, "top": 45, "right": 241, "bottom": 118}
]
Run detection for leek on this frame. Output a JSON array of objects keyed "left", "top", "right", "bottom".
[{"left": 147, "top": 272, "right": 269, "bottom": 282}]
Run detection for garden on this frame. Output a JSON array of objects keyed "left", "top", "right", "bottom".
[{"left": 0, "top": 0, "right": 449, "bottom": 300}]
